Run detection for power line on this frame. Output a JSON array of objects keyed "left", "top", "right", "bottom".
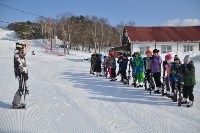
[{"left": 0, "top": 3, "right": 42, "bottom": 17}]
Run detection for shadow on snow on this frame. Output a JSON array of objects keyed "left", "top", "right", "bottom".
[
  {"left": 61, "top": 71, "right": 177, "bottom": 107},
  {"left": 0, "top": 101, "right": 11, "bottom": 109}
]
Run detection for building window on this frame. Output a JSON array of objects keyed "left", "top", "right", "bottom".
[
  {"left": 184, "top": 45, "right": 194, "bottom": 52},
  {"left": 140, "top": 46, "right": 149, "bottom": 54},
  {"left": 161, "top": 45, "right": 172, "bottom": 53}
]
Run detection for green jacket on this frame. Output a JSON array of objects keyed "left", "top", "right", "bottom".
[
  {"left": 181, "top": 62, "right": 196, "bottom": 86},
  {"left": 109, "top": 57, "right": 116, "bottom": 68}
]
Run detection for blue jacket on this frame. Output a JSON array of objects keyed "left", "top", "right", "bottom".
[{"left": 170, "top": 62, "right": 182, "bottom": 82}]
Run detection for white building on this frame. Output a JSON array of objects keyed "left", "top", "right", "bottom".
[{"left": 116, "top": 26, "right": 200, "bottom": 56}]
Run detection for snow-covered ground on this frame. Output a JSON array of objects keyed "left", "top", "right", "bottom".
[{"left": 0, "top": 28, "right": 200, "bottom": 133}]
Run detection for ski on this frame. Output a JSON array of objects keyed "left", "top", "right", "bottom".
[
  {"left": 178, "top": 82, "right": 183, "bottom": 106},
  {"left": 172, "top": 80, "right": 178, "bottom": 102},
  {"left": 161, "top": 76, "right": 166, "bottom": 96},
  {"left": 127, "top": 61, "right": 131, "bottom": 85},
  {"left": 149, "top": 73, "right": 155, "bottom": 95}
]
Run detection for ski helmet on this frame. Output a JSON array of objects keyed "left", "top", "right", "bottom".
[{"left": 165, "top": 54, "right": 172, "bottom": 60}]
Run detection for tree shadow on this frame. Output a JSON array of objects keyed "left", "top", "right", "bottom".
[
  {"left": 61, "top": 71, "right": 177, "bottom": 107},
  {"left": 0, "top": 101, "right": 11, "bottom": 109}
]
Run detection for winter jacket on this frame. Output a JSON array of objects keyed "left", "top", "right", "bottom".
[
  {"left": 134, "top": 54, "right": 145, "bottom": 73},
  {"left": 91, "top": 54, "right": 96, "bottom": 65},
  {"left": 131, "top": 57, "right": 136, "bottom": 70},
  {"left": 170, "top": 62, "right": 182, "bottom": 82},
  {"left": 165, "top": 62, "right": 172, "bottom": 81},
  {"left": 181, "top": 61, "right": 196, "bottom": 86},
  {"left": 150, "top": 55, "right": 162, "bottom": 73},
  {"left": 109, "top": 57, "right": 116, "bottom": 68},
  {"left": 144, "top": 57, "right": 151, "bottom": 70},
  {"left": 95, "top": 57, "right": 102, "bottom": 66},
  {"left": 120, "top": 57, "right": 128, "bottom": 71},
  {"left": 117, "top": 56, "right": 123, "bottom": 70}
]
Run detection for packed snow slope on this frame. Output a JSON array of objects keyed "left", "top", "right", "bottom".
[{"left": 0, "top": 28, "right": 200, "bottom": 133}]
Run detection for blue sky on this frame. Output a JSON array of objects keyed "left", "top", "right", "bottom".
[{"left": 0, "top": 0, "right": 200, "bottom": 26}]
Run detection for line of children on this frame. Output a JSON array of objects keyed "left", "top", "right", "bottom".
[{"left": 89, "top": 50, "right": 196, "bottom": 107}]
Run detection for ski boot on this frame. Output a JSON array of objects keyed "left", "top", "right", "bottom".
[{"left": 187, "top": 101, "right": 193, "bottom": 107}]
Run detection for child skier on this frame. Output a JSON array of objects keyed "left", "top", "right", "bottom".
[
  {"left": 151, "top": 49, "right": 162, "bottom": 93},
  {"left": 181, "top": 55, "right": 196, "bottom": 107},
  {"left": 144, "top": 50, "right": 152, "bottom": 90},
  {"left": 90, "top": 54, "right": 96, "bottom": 75},
  {"left": 106, "top": 54, "right": 112, "bottom": 79},
  {"left": 120, "top": 53, "right": 129, "bottom": 84},
  {"left": 131, "top": 53, "right": 137, "bottom": 86},
  {"left": 102, "top": 55, "right": 107, "bottom": 77},
  {"left": 109, "top": 52, "right": 117, "bottom": 81},
  {"left": 117, "top": 54, "right": 123, "bottom": 81},
  {"left": 134, "top": 52, "right": 145, "bottom": 87},
  {"left": 164, "top": 53, "right": 173, "bottom": 97},
  {"left": 95, "top": 54, "right": 102, "bottom": 76},
  {"left": 169, "top": 55, "right": 182, "bottom": 101}
]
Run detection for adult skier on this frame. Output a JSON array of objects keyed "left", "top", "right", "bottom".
[{"left": 12, "top": 48, "right": 29, "bottom": 109}]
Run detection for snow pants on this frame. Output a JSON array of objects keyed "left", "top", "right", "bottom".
[
  {"left": 111, "top": 68, "right": 116, "bottom": 78},
  {"left": 121, "top": 70, "right": 127, "bottom": 81},
  {"left": 153, "top": 72, "right": 162, "bottom": 87},
  {"left": 12, "top": 89, "right": 21, "bottom": 106},
  {"left": 136, "top": 72, "right": 145, "bottom": 83},
  {"left": 183, "top": 85, "right": 194, "bottom": 101}
]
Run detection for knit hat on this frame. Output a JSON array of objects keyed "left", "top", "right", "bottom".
[
  {"left": 184, "top": 55, "right": 190, "bottom": 62},
  {"left": 165, "top": 54, "right": 172, "bottom": 60},
  {"left": 153, "top": 49, "right": 159, "bottom": 53},
  {"left": 146, "top": 50, "right": 152, "bottom": 55},
  {"left": 174, "top": 55, "right": 180, "bottom": 61}
]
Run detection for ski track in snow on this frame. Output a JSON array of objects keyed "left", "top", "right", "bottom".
[{"left": 0, "top": 29, "right": 200, "bottom": 133}]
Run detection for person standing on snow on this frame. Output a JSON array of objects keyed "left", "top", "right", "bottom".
[
  {"left": 95, "top": 54, "right": 102, "bottom": 76},
  {"left": 109, "top": 51, "right": 117, "bottom": 81},
  {"left": 143, "top": 50, "right": 152, "bottom": 89},
  {"left": 181, "top": 55, "right": 196, "bottom": 107},
  {"left": 164, "top": 53, "right": 173, "bottom": 97},
  {"left": 150, "top": 49, "right": 162, "bottom": 93},
  {"left": 12, "top": 48, "right": 29, "bottom": 108},
  {"left": 131, "top": 52, "right": 137, "bottom": 86},
  {"left": 90, "top": 54, "right": 96, "bottom": 75},
  {"left": 120, "top": 53, "right": 129, "bottom": 84},
  {"left": 169, "top": 55, "right": 182, "bottom": 100},
  {"left": 134, "top": 52, "right": 145, "bottom": 87},
  {"left": 117, "top": 53, "right": 123, "bottom": 81}
]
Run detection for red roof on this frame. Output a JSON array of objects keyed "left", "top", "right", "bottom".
[{"left": 124, "top": 26, "right": 200, "bottom": 42}]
